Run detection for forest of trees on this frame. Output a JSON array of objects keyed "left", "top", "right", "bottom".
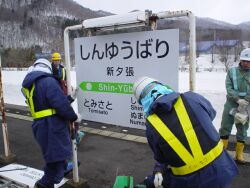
[
  {"left": 0, "top": 0, "right": 250, "bottom": 68},
  {"left": 1, "top": 46, "right": 40, "bottom": 68}
]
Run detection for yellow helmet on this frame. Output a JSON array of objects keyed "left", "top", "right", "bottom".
[{"left": 51, "top": 52, "right": 61, "bottom": 61}]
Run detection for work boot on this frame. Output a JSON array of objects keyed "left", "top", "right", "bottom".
[
  {"left": 235, "top": 142, "right": 246, "bottom": 165},
  {"left": 221, "top": 139, "right": 229, "bottom": 149},
  {"left": 33, "top": 181, "right": 50, "bottom": 188}
]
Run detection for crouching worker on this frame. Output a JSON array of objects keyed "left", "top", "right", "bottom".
[
  {"left": 21, "top": 59, "right": 82, "bottom": 188},
  {"left": 133, "top": 77, "right": 239, "bottom": 188}
]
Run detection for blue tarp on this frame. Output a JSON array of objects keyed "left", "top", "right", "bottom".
[{"left": 180, "top": 40, "right": 240, "bottom": 53}]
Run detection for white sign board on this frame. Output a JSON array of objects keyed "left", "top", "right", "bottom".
[
  {"left": 0, "top": 164, "right": 67, "bottom": 188},
  {"left": 75, "top": 29, "right": 179, "bottom": 129}
]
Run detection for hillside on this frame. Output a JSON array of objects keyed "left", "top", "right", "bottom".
[
  {"left": 158, "top": 17, "right": 250, "bottom": 41},
  {"left": 0, "top": 0, "right": 112, "bottom": 51},
  {"left": 0, "top": 0, "right": 249, "bottom": 53}
]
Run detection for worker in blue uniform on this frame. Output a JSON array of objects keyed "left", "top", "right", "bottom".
[
  {"left": 22, "top": 58, "right": 81, "bottom": 188},
  {"left": 133, "top": 77, "right": 239, "bottom": 188}
]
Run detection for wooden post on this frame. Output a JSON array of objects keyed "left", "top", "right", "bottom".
[{"left": 0, "top": 50, "right": 16, "bottom": 164}]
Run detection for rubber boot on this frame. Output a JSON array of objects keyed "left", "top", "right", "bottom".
[
  {"left": 235, "top": 142, "right": 246, "bottom": 165},
  {"left": 64, "top": 160, "right": 81, "bottom": 176},
  {"left": 221, "top": 139, "right": 229, "bottom": 149}
]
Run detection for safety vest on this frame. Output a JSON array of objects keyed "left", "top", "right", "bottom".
[
  {"left": 22, "top": 83, "right": 56, "bottom": 119},
  {"left": 58, "top": 66, "right": 68, "bottom": 95},
  {"left": 147, "top": 96, "right": 223, "bottom": 176},
  {"left": 230, "top": 67, "right": 250, "bottom": 97},
  {"left": 59, "top": 66, "right": 66, "bottom": 81}
]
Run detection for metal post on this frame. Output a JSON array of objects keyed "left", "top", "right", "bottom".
[
  {"left": 156, "top": 10, "right": 196, "bottom": 91},
  {"left": 0, "top": 49, "right": 16, "bottom": 164},
  {"left": 188, "top": 12, "right": 196, "bottom": 91},
  {"left": 64, "top": 24, "right": 83, "bottom": 95},
  {"left": 64, "top": 24, "right": 83, "bottom": 183}
]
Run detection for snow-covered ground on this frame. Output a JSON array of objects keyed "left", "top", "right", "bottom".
[{"left": 2, "top": 54, "right": 249, "bottom": 136}]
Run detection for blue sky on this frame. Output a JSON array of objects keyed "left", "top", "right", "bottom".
[{"left": 74, "top": 0, "right": 250, "bottom": 24}]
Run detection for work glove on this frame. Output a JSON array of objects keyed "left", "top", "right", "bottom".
[
  {"left": 234, "top": 112, "right": 248, "bottom": 125},
  {"left": 154, "top": 172, "right": 163, "bottom": 188},
  {"left": 75, "top": 113, "right": 82, "bottom": 123},
  {"left": 76, "top": 130, "right": 85, "bottom": 146},
  {"left": 71, "top": 87, "right": 79, "bottom": 100},
  {"left": 237, "top": 99, "right": 249, "bottom": 107},
  {"left": 229, "top": 108, "right": 237, "bottom": 116}
]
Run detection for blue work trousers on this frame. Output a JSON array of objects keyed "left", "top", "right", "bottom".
[{"left": 38, "top": 161, "right": 66, "bottom": 188}]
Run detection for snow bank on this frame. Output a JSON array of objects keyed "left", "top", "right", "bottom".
[{"left": 4, "top": 69, "right": 247, "bottom": 136}]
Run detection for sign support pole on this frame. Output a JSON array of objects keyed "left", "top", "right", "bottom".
[
  {"left": 64, "top": 25, "right": 89, "bottom": 188},
  {"left": 0, "top": 50, "right": 16, "bottom": 164}
]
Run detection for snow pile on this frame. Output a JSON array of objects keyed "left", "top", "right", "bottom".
[{"left": 2, "top": 54, "right": 249, "bottom": 136}]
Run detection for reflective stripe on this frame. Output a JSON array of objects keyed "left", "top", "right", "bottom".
[
  {"left": 171, "top": 141, "right": 223, "bottom": 175},
  {"left": 22, "top": 83, "right": 56, "bottom": 119},
  {"left": 231, "top": 67, "right": 248, "bottom": 97},
  {"left": 175, "top": 97, "right": 203, "bottom": 159},
  {"left": 147, "top": 114, "right": 194, "bottom": 164},
  {"left": 62, "top": 67, "right": 66, "bottom": 80},
  {"left": 147, "top": 96, "right": 223, "bottom": 175},
  {"left": 32, "top": 108, "right": 56, "bottom": 119},
  {"left": 238, "top": 92, "right": 247, "bottom": 97},
  {"left": 231, "top": 67, "right": 238, "bottom": 91}
]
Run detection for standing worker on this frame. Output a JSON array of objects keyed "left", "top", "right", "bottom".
[
  {"left": 22, "top": 58, "right": 81, "bottom": 188},
  {"left": 220, "top": 48, "right": 250, "bottom": 164},
  {"left": 51, "top": 52, "right": 67, "bottom": 94},
  {"left": 133, "top": 77, "right": 238, "bottom": 188},
  {"left": 51, "top": 52, "right": 77, "bottom": 102}
]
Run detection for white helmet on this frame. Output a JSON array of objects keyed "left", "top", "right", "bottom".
[
  {"left": 133, "top": 76, "right": 159, "bottom": 103},
  {"left": 33, "top": 58, "right": 52, "bottom": 72},
  {"left": 240, "top": 48, "right": 250, "bottom": 61}
]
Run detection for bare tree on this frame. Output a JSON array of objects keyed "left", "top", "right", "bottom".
[
  {"left": 218, "top": 41, "right": 234, "bottom": 72},
  {"left": 234, "top": 43, "right": 243, "bottom": 62}
]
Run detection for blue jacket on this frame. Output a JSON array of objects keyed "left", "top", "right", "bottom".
[
  {"left": 22, "top": 71, "right": 77, "bottom": 163},
  {"left": 146, "top": 91, "right": 238, "bottom": 188}
]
